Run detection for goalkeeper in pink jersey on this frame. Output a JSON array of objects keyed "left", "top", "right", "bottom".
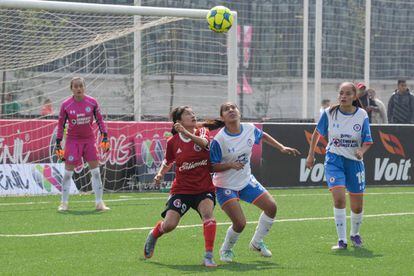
[{"left": 55, "top": 77, "right": 110, "bottom": 212}]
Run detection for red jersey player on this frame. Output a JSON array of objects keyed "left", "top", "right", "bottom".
[
  {"left": 55, "top": 77, "right": 110, "bottom": 212},
  {"left": 143, "top": 106, "right": 217, "bottom": 267}
]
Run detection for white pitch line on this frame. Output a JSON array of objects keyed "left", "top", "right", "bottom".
[
  {"left": 1, "top": 191, "right": 414, "bottom": 207},
  {"left": 1, "top": 212, "right": 413, "bottom": 238}
]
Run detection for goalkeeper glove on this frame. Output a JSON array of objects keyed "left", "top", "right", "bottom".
[
  {"left": 55, "top": 139, "right": 65, "bottom": 161},
  {"left": 100, "top": 133, "right": 110, "bottom": 152}
]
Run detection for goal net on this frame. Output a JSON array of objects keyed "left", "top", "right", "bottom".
[{"left": 0, "top": 0, "right": 235, "bottom": 194}]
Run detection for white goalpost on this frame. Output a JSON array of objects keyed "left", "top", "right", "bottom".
[{"left": 0, "top": 0, "right": 237, "bottom": 194}]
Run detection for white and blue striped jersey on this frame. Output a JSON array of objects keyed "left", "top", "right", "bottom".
[
  {"left": 317, "top": 107, "right": 373, "bottom": 161},
  {"left": 210, "top": 123, "right": 263, "bottom": 190}
]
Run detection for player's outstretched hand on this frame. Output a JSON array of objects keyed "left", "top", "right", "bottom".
[
  {"left": 100, "top": 133, "right": 110, "bottom": 152},
  {"left": 281, "top": 146, "right": 301, "bottom": 156}
]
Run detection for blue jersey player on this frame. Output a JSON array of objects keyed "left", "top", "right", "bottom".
[
  {"left": 207, "top": 102, "right": 300, "bottom": 262},
  {"left": 306, "top": 82, "right": 373, "bottom": 250}
]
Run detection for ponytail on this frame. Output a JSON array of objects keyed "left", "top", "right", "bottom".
[{"left": 201, "top": 119, "right": 225, "bottom": 131}]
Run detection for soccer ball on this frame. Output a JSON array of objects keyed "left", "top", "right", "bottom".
[{"left": 206, "top": 6, "right": 233, "bottom": 33}]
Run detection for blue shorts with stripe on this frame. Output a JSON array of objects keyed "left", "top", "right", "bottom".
[
  {"left": 216, "top": 175, "right": 268, "bottom": 207},
  {"left": 325, "top": 152, "right": 366, "bottom": 194}
]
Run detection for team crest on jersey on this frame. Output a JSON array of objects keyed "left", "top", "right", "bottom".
[
  {"left": 353, "top": 124, "right": 361, "bottom": 132},
  {"left": 173, "top": 199, "right": 182, "bottom": 208},
  {"left": 224, "top": 189, "right": 232, "bottom": 196},
  {"left": 329, "top": 177, "right": 335, "bottom": 183},
  {"left": 247, "top": 138, "right": 253, "bottom": 147},
  {"left": 71, "top": 119, "right": 77, "bottom": 125},
  {"left": 68, "top": 155, "right": 74, "bottom": 161},
  {"left": 193, "top": 144, "right": 202, "bottom": 152},
  {"left": 85, "top": 106, "right": 91, "bottom": 113}
]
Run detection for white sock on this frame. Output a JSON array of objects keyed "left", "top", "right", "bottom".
[
  {"left": 350, "top": 211, "right": 363, "bottom": 236},
  {"left": 91, "top": 167, "right": 103, "bottom": 204},
  {"left": 334, "top": 207, "right": 347, "bottom": 243},
  {"left": 251, "top": 212, "right": 274, "bottom": 245},
  {"left": 221, "top": 226, "right": 241, "bottom": 251},
  {"left": 61, "top": 169, "right": 73, "bottom": 203}
]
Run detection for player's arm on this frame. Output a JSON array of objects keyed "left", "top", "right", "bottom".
[
  {"left": 93, "top": 103, "right": 110, "bottom": 152},
  {"left": 306, "top": 129, "right": 321, "bottom": 169},
  {"left": 154, "top": 161, "right": 173, "bottom": 184},
  {"left": 262, "top": 132, "right": 301, "bottom": 156},
  {"left": 55, "top": 104, "right": 67, "bottom": 160},
  {"left": 209, "top": 139, "right": 244, "bottom": 172},
  {"left": 173, "top": 123, "right": 208, "bottom": 149}
]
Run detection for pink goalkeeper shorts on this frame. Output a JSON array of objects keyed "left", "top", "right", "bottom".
[{"left": 64, "top": 139, "right": 99, "bottom": 165}]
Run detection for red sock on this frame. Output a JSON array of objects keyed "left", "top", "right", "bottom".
[
  {"left": 203, "top": 219, "right": 216, "bottom": 252},
  {"left": 151, "top": 221, "right": 164, "bottom": 238}
]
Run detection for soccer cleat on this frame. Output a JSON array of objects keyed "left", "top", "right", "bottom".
[
  {"left": 95, "top": 201, "right": 110, "bottom": 211},
  {"left": 58, "top": 202, "right": 68, "bottom": 212},
  {"left": 203, "top": 251, "right": 217, "bottom": 267},
  {"left": 350, "top": 235, "right": 363, "bottom": 248},
  {"left": 249, "top": 241, "right": 272, "bottom": 257},
  {"left": 143, "top": 231, "right": 158, "bottom": 259},
  {"left": 219, "top": 249, "right": 235, "bottom": 262},
  {"left": 331, "top": 240, "right": 348, "bottom": 250}
]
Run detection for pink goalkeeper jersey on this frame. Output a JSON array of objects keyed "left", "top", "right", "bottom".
[{"left": 57, "top": 95, "right": 107, "bottom": 141}]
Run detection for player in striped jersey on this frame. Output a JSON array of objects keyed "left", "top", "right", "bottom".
[
  {"left": 143, "top": 106, "right": 217, "bottom": 267},
  {"left": 306, "top": 82, "right": 373, "bottom": 250},
  {"left": 208, "top": 102, "right": 300, "bottom": 262}
]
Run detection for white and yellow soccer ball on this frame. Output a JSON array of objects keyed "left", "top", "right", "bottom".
[{"left": 206, "top": 6, "right": 234, "bottom": 33}]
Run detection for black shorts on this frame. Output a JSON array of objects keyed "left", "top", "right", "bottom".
[{"left": 161, "top": 192, "right": 216, "bottom": 218}]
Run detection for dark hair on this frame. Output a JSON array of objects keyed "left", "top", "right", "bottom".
[
  {"left": 329, "top": 82, "right": 361, "bottom": 118},
  {"left": 398, "top": 79, "right": 406, "bottom": 85},
  {"left": 70, "top": 77, "right": 85, "bottom": 89},
  {"left": 170, "top": 105, "right": 190, "bottom": 135},
  {"left": 321, "top": 99, "right": 330, "bottom": 105},
  {"left": 201, "top": 102, "right": 240, "bottom": 130}
]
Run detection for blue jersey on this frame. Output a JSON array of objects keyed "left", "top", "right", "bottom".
[
  {"left": 210, "top": 123, "right": 263, "bottom": 190},
  {"left": 317, "top": 107, "right": 373, "bottom": 161}
]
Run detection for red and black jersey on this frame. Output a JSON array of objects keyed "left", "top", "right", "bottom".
[{"left": 164, "top": 127, "right": 214, "bottom": 194}]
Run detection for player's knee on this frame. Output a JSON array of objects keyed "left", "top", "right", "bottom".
[
  {"left": 232, "top": 220, "right": 246, "bottom": 233},
  {"left": 352, "top": 206, "right": 363, "bottom": 214},
  {"left": 63, "top": 170, "right": 73, "bottom": 182},
  {"left": 265, "top": 203, "right": 277, "bottom": 218},
  {"left": 334, "top": 198, "right": 346, "bottom": 208}
]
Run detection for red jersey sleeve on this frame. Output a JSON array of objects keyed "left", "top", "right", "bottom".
[{"left": 164, "top": 137, "right": 175, "bottom": 166}]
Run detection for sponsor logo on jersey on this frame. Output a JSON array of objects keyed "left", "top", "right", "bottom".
[{"left": 178, "top": 159, "right": 208, "bottom": 171}]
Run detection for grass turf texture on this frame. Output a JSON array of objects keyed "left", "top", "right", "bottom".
[{"left": 1, "top": 187, "right": 413, "bottom": 275}]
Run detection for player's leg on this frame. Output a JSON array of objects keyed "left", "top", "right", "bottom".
[
  {"left": 87, "top": 160, "right": 109, "bottom": 211},
  {"left": 196, "top": 193, "right": 217, "bottom": 267},
  {"left": 216, "top": 187, "right": 245, "bottom": 262},
  {"left": 84, "top": 141, "right": 108, "bottom": 211},
  {"left": 58, "top": 163, "right": 76, "bottom": 211},
  {"left": 144, "top": 195, "right": 187, "bottom": 259},
  {"left": 346, "top": 159, "right": 365, "bottom": 248},
  {"left": 325, "top": 153, "right": 348, "bottom": 250},
  {"left": 331, "top": 187, "right": 347, "bottom": 250},
  {"left": 239, "top": 177, "right": 275, "bottom": 257},
  {"left": 58, "top": 139, "right": 81, "bottom": 211}
]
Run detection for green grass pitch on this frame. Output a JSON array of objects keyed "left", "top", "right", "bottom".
[{"left": 1, "top": 186, "right": 413, "bottom": 275}]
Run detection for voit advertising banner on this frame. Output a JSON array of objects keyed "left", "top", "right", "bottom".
[
  {"left": 0, "top": 163, "right": 78, "bottom": 196},
  {"left": 262, "top": 124, "right": 414, "bottom": 187}
]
